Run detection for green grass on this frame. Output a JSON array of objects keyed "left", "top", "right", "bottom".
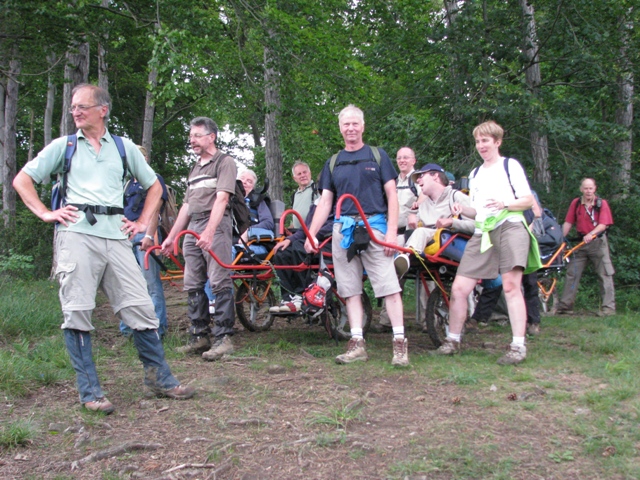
[{"left": 0, "top": 418, "right": 38, "bottom": 449}]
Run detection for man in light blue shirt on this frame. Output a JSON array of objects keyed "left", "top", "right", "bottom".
[{"left": 13, "top": 84, "right": 194, "bottom": 414}]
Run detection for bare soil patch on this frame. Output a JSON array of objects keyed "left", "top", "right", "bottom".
[{"left": 0, "top": 285, "right": 615, "bottom": 479}]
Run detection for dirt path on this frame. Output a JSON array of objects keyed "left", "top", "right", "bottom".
[{"left": 0, "top": 285, "right": 612, "bottom": 479}]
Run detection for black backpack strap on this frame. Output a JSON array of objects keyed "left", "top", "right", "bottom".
[
  {"left": 111, "top": 134, "right": 128, "bottom": 181},
  {"left": 59, "top": 134, "right": 78, "bottom": 207},
  {"left": 503, "top": 157, "right": 516, "bottom": 196}
]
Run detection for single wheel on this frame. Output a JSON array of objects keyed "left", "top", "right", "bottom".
[
  {"left": 425, "top": 288, "right": 449, "bottom": 347},
  {"left": 324, "top": 291, "right": 372, "bottom": 341},
  {"left": 235, "top": 281, "right": 276, "bottom": 332}
]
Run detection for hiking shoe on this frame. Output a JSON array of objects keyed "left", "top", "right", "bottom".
[
  {"left": 202, "top": 335, "right": 235, "bottom": 361},
  {"left": 394, "top": 254, "right": 410, "bottom": 278},
  {"left": 176, "top": 335, "right": 210, "bottom": 355},
  {"left": 391, "top": 338, "right": 409, "bottom": 367},
  {"left": 433, "top": 338, "right": 461, "bottom": 355},
  {"left": 497, "top": 343, "right": 527, "bottom": 365},
  {"left": 555, "top": 309, "right": 574, "bottom": 316},
  {"left": 335, "top": 338, "right": 368, "bottom": 364},
  {"left": 526, "top": 323, "right": 541, "bottom": 336},
  {"left": 158, "top": 384, "right": 196, "bottom": 400},
  {"left": 597, "top": 308, "right": 615, "bottom": 317},
  {"left": 279, "top": 295, "right": 302, "bottom": 313},
  {"left": 83, "top": 397, "right": 115, "bottom": 415}
]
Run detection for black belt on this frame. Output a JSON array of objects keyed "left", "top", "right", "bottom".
[
  {"left": 191, "top": 211, "right": 212, "bottom": 221},
  {"left": 68, "top": 204, "right": 124, "bottom": 226}
]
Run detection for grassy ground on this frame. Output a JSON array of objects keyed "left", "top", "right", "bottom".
[{"left": 1, "top": 277, "right": 640, "bottom": 479}]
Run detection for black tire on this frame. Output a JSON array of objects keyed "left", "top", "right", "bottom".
[
  {"left": 324, "top": 291, "right": 373, "bottom": 341},
  {"left": 235, "top": 281, "right": 276, "bottom": 332},
  {"left": 425, "top": 288, "right": 449, "bottom": 348}
]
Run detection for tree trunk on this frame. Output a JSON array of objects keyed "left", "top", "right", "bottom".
[
  {"left": 97, "top": 0, "right": 110, "bottom": 91},
  {"left": 60, "top": 42, "right": 90, "bottom": 136},
  {"left": 612, "top": 14, "right": 633, "bottom": 199},
  {"left": 2, "top": 57, "right": 20, "bottom": 228},
  {"left": 0, "top": 79, "right": 5, "bottom": 195},
  {"left": 263, "top": 43, "right": 283, "bottom": 202},
  {"left": 520, "top": 0, "right": 550, "bottom": 191},
  {"left": 44, "top": 53, "right": 57, "bottom": 146},
  {"left": 142, "top": 66, "right": 158, "bottom": 158}
]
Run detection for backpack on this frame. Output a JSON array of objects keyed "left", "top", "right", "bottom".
[
  {"left": 289, "top": 181, "right": 319, "bottom": 209},
  {"left": 329, "top": 146, "right": 381, "bottom": 174},
  {"left": 231, "top": 179, "right": 251, "bottom": 235},
  {"left": 158, "top": 185, "right": 179, "bottom": 240},
  {"left": 51, "top": 134, "right": 128, "bottom": 211},
  {"left": 186, "top": 152, "right": 251, "bottom": 236}
]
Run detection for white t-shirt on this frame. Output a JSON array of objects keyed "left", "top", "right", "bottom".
[{"left": 469, "top": 157, "right": 532, "bottom": 229}]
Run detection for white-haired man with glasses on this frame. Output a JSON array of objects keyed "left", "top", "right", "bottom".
[{"left": 14, "top": 84, "right": 194, "bottom": 414}]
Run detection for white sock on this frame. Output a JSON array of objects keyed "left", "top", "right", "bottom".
[
  {"left": 351, "top": 328, "right": 363, "bottom": 339},
  {"left": 512, "top": 336, "right": 525, "bottom": 346},
  {"left": 392, "top": 326, "right": 405, "bottom": 339},
  {"left": 448, "top": 333, "right": 462, "bottom": 342}
]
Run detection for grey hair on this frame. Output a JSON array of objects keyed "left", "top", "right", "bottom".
[
  {"left": 338, "top": 104, "right": 364, "bottom": 125},
  {"left": 190, "top": 117, "right": 219, "bottom": 137},
  {"left": 239, "top": 169, "right": 258, "bottom": 183},
  {"left": 291, "top": 161, "right": 311, "bottom": 175},
  {"left": 72, "top": 84, "right": 111, "bottom": 122}
]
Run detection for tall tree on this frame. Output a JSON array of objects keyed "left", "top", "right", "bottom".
[
  {"left": 60, "top": 42, "right": 89, "bottom": 136},
  {"left": 520, "top": 0, "right": 550, "bottom": 191},
  {"left": 2, "top": 56, "right": 20, "bottom": 227}
]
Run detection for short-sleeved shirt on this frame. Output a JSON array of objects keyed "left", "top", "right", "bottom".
[
  {"left": 124, "top": 174, "right": 169, "bottom": 222},
  {"left": 397, "top": 171, "right": 418, "bottom": 228},
  {"left": 318, "top": 145, "right": 397, "bottom": 216},
  {"left": 184, "top": 151, "right": 237, "bottom": 216},
  {"left": 22, "top": 129, "right": 155, "bottom": 239},
  {"left": 469, "top": 157, "right": 532, "bottom": 231},
  {"left": 291, "top": 181, "right": 318, "bottom": 229},
  {"left": 564, "top": 197, "right": 614, "bottom": 236}
]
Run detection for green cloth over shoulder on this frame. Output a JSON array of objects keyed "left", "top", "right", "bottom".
[{"left": 475, "top": 210, "right": 542, "bottom": 275}]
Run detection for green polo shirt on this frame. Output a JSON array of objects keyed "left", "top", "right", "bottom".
[{"left": 22, "top": 129, "right": 156, "bottom": 240}]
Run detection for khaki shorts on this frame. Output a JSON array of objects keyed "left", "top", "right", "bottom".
[
  {"left": 55, "top": 231, "right": 157, "bottom": 330},
  {"left": 457, "top": 221, "right": 529, "bottom": 279},
  {"left": 332, "top": 223, "right": 401, "bottom": 299}
]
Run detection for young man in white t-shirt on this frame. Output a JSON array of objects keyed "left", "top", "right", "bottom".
[{"left": 435, "top": 121, "right": 534, "bottom": 365}]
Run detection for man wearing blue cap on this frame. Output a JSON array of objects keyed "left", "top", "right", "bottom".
[{"left": 394, "top": 163, "right": 475, "bottom": 276}]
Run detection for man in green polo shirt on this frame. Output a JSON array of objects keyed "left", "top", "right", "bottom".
[{"left": 13, "top": 84, "right": 194, "bottom": 414}]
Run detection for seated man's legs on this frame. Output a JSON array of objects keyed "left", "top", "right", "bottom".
[{"left": 270, "top": 239, "right": 310, "bottom": 312}]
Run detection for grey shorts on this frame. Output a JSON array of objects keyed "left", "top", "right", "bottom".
[
  {"left": 458, "top": 221, "right": 530, "bottom": 279},
  {"left": 332, "top": 223, "right": 401, "bottom": 299},
  {"left": 55, "top": 231, "right": 157, "bottom": 330}
]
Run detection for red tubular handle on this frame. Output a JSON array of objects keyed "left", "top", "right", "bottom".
[{"left": 144, "top": 245, "right": 183, "bottom": 271}]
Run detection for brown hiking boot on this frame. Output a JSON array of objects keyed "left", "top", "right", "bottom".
[
  {"left": 526, "top": 323, "right": 540, "bottom": 336},
  {"left": 202, "top": 335, "right": 235, "bottom": 361},
  {"left": 497, "top": 343, "right": 527, "bottom": 365},
  {"left": 83, "top": 397, "right": 115, "bottom": 415},
  {"left": 335, "top": 338, "right": 368, "bottom": 364},
  {"left": 391, "top": 338, "right": 409, "bottom": 367},
  {"left": 433, "top": 338, "right": 461, "bottom": 355},
  {"left": 176, "top": 335, "right": 210, "bottom": 355},
  {"left": 159, "top": 384, "right": 196, "bottom": 400}
]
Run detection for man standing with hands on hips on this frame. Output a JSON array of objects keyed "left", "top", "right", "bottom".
[{"left": 13, "top": 84, "right": 194, "bottom": 414}]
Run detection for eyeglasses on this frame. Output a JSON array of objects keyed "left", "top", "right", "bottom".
[
  {"left": 189, "top": 133, "right": 213, "bottom": 140},
  {"left": 69, "top": 104, "right": 102, "bottom": 113},
  {"left": 418, "top": 171, "right": 439, "bottom": 179}
]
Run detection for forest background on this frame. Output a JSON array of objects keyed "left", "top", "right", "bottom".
[{"left": 1, "top": 0, "right": 639, "bottom": 308}]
